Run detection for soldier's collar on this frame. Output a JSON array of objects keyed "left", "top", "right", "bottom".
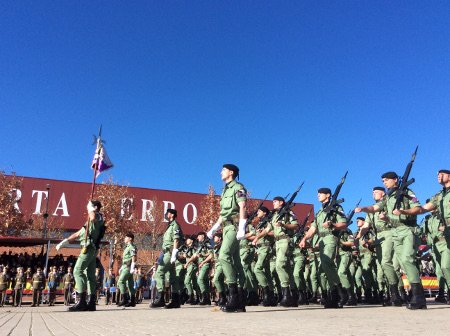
[
  {"left": 226, "top": 180, "right": 237, "bottom": 188},
  {"left": 443, "top": 186, "right": 450, "bottom": 193}
]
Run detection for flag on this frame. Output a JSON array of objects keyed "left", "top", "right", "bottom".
[{"left": 91, "top": 140, "right": 114, "bottom": 177}]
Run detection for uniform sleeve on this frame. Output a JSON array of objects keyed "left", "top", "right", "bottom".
[
  {"left": 311, "top": 217, "right": 318, "bottom": 229},
  {"left": 335, "top": 206, "right": 347, "bottom": 224},
  {"left": 407, "top": 189, "right": 421, "bottom": 208},
  {"left": 289, "top": 211, "right": 298, "bottom": 226},
  {"left": 235, "top": 184, "right": 247, "bottom": 203},
  {"left": 429, "top": 192, "right": 441, "bottom": 209},
  {"left": 375, "top": 197, "right": 386, "bottom": 211},
  {"left": 130, "top": 245, "right": 137, "bottom": 257},
  {"left": 265, "top": 220, "right": 274, "bottom": 233},
  {"left": 364, "top": 214, "right": 373, "bottom": 226},
  {"left": 173, "top": 223, "right": 181, "bottom": 240}
]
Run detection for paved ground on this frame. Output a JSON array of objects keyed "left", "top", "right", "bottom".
[{"left": 1, "top": 300, "right": 449, "bottom": 336}]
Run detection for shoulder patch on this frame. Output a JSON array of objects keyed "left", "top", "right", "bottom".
[{"left": 236, "top": 189, "right": 247, "bottom": 198}]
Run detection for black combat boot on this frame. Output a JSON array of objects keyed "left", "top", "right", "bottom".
[
  {"left": 406, "top": 283, "right": 427, "bottom": 310},
  {"left": 199, "top": 292, "right": 211, "bottom": 305},
  {"left": 217, "top": 291, "right": 227, "bottom": 306},
  {"left": 237, "top": 287, "right": 246, "bottom": 312},
  {"left": 222, "top": 284, "right": 241, "bottom": 312},
  {"left": 447, "top": 290, "right": 450, "bottom": 305},
  {"left": 165, "top": 292, "right": 181, "bottom": 309},
  {"left": 399, "top": 286, "right": 409, "bottom": 304},
  {"left": 247, "top": 291, "right": 259, "bottom": 306},
  {"left": 378, "top": 290, "right": 385, "bottom": 306},
  {"left": 87, "top": 293, "right": 97, "bottom": 311},
  {"left": 188, "top": 293, "right": 197, "bottom": 305},
  {"left": 363, "top": 288, "right": 373, "bottom": 304},
  {"left": 150, "top": 291, "right": 166, "bottom": 308},
  {"left": 346, "top": 288, "right": 357, "bottom": 306},
  {"left": 262, "top": 287, "right": 272, "bottom": 307},
  {"left": 118, "top": 293, "right": 129, "bottom": 307},
  {"left": 279, "top": 287, "right": 293, "bottom": 307},
  {"left": 68, "top": 292, "right": 88, "bottom": 312},
  {"left": 180, "top": 289, "right": 189, "bottom": 305},
  {"left": 324, "top": 288, "right": 340, "bottom": 309},
  {"left": 125, "top": 293, "right": 136, "bottom": 307},
  {"left": 337, "top": 284, "right": 348, "bottom": 307},
  {"left": 289, "top": 289, "right": 299, "bottom": 307},
  {"left": 435, "top": 287, "right": 446, "bottom": 303},
  {"left": 389, "top": 285, "right": 403, "bottom": 306},
  {"left": 298, "top": 290, "right": 309, "bottom": 305}
]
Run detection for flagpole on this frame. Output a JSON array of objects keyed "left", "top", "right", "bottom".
[{"left": 83, "top": 127, "right": 102, "bottom": 253}]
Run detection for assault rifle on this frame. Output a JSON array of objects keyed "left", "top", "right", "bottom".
[
  {"left": 256, "top": 192, "right": 294, "bottom": 230},
  {"left": 323, "top": 172, "right": 348, "bottom": 223},
  {"left": 393, "top": 146, "right": 419, "bottom": 210},
  {"left": 276, "top": 182, "right": 305, "bottom": 220},
  {"left": 346, "top": 198, "right": 362, "bottom": 226},
  {"left": 293, "top": 208, "right": 313, "bottom": 242},
  {"left": 245, "top": 192, "right": 270, "bottom": 226}
]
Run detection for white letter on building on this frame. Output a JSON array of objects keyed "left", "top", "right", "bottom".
[
  {"left": 32, "top": 190, "right": 48, "bottom": 214},
  {"left": 141, "top": 199, "right": 154, "bottom": 221},
  {"left": 183, "top": 203, "right": 197, "bottom": 225},
  {"left": 53, "top": 193, "right": 69, "bottom": 217},
  {"left": 11, "top": 189, "right": 22, "bottom": 213}
]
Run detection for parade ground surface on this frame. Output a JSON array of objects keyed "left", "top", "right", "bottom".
[{"left": 1, "top": 300, "right": 450, "bottom": 336}]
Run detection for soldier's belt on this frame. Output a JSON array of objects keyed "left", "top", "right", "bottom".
[
  {"left": 376, "top": 226, "right": 391, "bottom": 233},
  {"left": 223, "top": 219, "right": 238, "bottom": 227},
  {"left": 257, "top": 242, "right": 272, "bottom": 247},
  {"left": 389, "top": 220, "right": 415, "bottom": 228},
  {"left": 318, "top": 232, "right": 331, "bottom": 238},
  {"left": 275, "top": 235, "right": 289, "bottom": 242},
  {"left": 360, "top": 249, "right": 371, "bottom": 253}
]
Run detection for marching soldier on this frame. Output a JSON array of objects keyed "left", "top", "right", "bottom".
[
  {"left": 195, "top": 232, "right": 213, "bottom": 305},
  {"left": 337, "top": 227, "right": 357, "bottom": 305},
  {"left": 183, "top": 235, "right": 200, "bottom": 305},
  {"left": 356, "top": 217, "right": 377, "bottom": 304},
  {"left": 63, "top": 266, "right": 75, "bottom": 306},
  {"left": 239, "top": 223, "right": 258, "bottom": 306},
  {"left": 400, "top": 169, "right": 450, "bottom": 305},
  {"left": 207, "top": 164, "right": 247, "bottom": 312},
  {"left": 56, "top": 200, "right": 106, "bottom": 311},
  {"left": 251, "top": 206, "right": 277, "bottom": 306},
  {"left": 151, "top": 208, "right": 182, "bottom": 309},
  {"left": 212, "top": 232, "right": 227, "bottom": 306},
  {"left": 355, "top": 171, "right": 426, "bottom": 309},
  {"left": 31, "top": 268, "right": 45, "bottom": 307},
  {"left": 253, "top": 197, "right": 298, "bottom": 307},
  {"left": 300, "top": 188, "right": 348, "bottom": 308},
  {"left": 118, "top": 233, "right": 137, "bottom": 307},
  {"left": 13, "top": 267, "right": 25, "bottom": 307},
  {"left": 0, "top": 266, "right": 9, "bottom": 307},
  {"left": 134, "top": 268, "right": 144, "bottom": 303}
]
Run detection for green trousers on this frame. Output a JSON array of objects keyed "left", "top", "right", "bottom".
[
  {"left": 274, "top": 239, "right": 293, "bottom": 287},
  {"left": 293, "top": 248, "right": 307, "bottom": 291},
  {"left": 118, "top": 265, "right": 135, "bottom": 296},
  {"left": 360, "top": 251, "right": 375, "bottom": 290},
  {"left": 155, "top": 251, "right": 179, "bottom": 293},
  {"left": 197, "top": 263, "right": 211, "bottom": 294},
  {"left": 213, "top": 264, "right": 226, "bottom": 293},
  {"left": 74, "top": 246, "right": 96, "bottom": 294},
  {"left": 375, "top": 230, "right": 399, "bottom": 286},
  {"left": 434, "top": 239, "right": 450, "bottom": 287},
  {"left": 392, "top": 225, "right": 421, "bottom": 284},
  {"left": 270, "top": 255, "right": 281, "bottom": 295},
  {"left": 218, "top": 225, "right": 245, "bottom": 286},
  {"left": 240, "top": 247, "right": 257, "bottom": 292},
  {"left": 318, "top": 236, "right": 340, "bottom": 289},
  {"left": 337, "top": 251, "right": 352, "bottom": 289},
  {"left": 176, "top": 263, "right": 187, "bottom": 292},
  {"left": 254, "top": 245, "right": 272, "bottom": 289},
  {"left": 184, "top": 264, "right": 199, "bottom": 295}
]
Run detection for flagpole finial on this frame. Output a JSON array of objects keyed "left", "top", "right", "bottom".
[{"left": 98, "top": 125, "right": 102, "bottom": 138}]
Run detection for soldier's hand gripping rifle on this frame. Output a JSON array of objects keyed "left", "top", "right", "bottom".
[
  {"left": 393, "top": 145, "right": 419, "bottom": 210},
  {"left": 346, "top": 198, "right": 362, "bottom": 226},
  {"left": 323, "top": 172, "right": 348, "bottom": 225},
  {"left": 276, "top": 182, "right": 305, "bottom": 220}
]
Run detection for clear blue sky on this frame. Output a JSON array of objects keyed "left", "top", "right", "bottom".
[{"left": 1, "top": 1, "right": 449, "bottom": 229}]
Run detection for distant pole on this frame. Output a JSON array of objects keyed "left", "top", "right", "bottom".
[{"left": 43, "top": 184, "right": 50, "bottom": 239}]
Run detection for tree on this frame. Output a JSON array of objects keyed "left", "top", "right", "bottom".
[
  {"left": 95, "top": 176, "right": 136, "bottom": 269},
  {"left": 196, "top": 185, "right": 221, "bottom": 231},
  {"left": 134, "top": 195, "right": 166, "bottom": 265},
  {"left": 0, "top": 172, "right": 31, "bottom": 236}
]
